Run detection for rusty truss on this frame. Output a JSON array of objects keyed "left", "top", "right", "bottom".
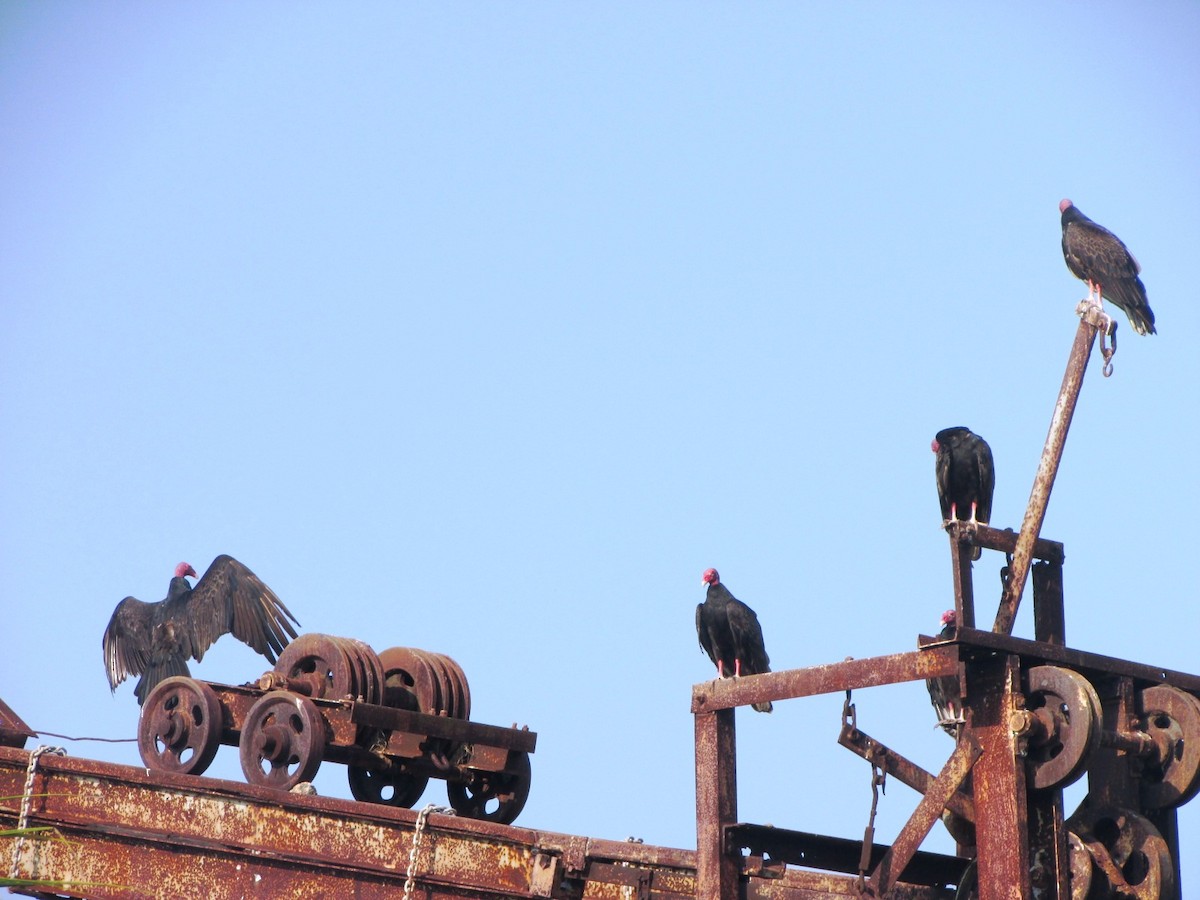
[{"left": 692, "top": 311, "right": 1199, "bottom": 899}]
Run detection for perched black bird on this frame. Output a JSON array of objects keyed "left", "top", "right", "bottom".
[
  {"left": 103, "top": 555, "right": 301, "bottom": 705},
  {"left": 696, "top": 568, "right": 773, "bottom": 713},
  {"left": 932, "top": 427, "right": 995, "bottom": 561},
  {"left": 926, "top": 609, "right": 963, "bottom": 736},
  {"left": 1060, "top": 199, "right": 1155, "bottom": 335}
]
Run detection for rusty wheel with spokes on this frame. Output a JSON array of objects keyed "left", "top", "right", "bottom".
[
  {"left": 1025, "top": 666, "right": 1101, "bottom": 790},
  {"left": 347, "top": 764, "right": 429, "bottom": 808},
  {"left": 138, "top": 676, "right": 224, "bottom": 776},
  {"left": 239, "top": 691, "right": 326, "bottom": 790},
  {"left": 446, "top": 751, "right": 531, "bottom": 825},
  {"left": 1138, "top": 685, "right": 1200, "bottom": 809}
]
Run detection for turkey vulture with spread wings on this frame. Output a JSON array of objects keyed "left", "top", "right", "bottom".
[
  {"left": 932, "top": 426, "right": 995, "bottom": 561},
  {"left": 696, "top": 568, "right": 773, "bottom": 713},
  {"left": 102, "top": 555, "right": 301, "bottom": 705},
  {"left": 1060, "top": 199, "right": 1155, "bottom": 335},
  {"left": 926, "top": 609, "right": 963, "bottom": 736}
]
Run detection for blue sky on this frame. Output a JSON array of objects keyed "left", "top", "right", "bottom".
[{"left": 3, "top": 0, "right": 1198, "bottom": 885}]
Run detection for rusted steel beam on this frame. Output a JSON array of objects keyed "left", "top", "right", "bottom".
[
  {"left": 1, "top": 745, "right": 960, "bottom": 900},
  {"left": 837, "top": 725, "right": 975, "bottom": 823},
  {"left": 695, "top": 708, "right": 739, "bottom": 900},
  {"left": 692, "top": 648, "right": 961, "bottom": 714},
  {"left": 728, "top": 824, "right": 966, "bottom": 887},
  {"left": 0, "top": 747, "right": 545, "bottom": 898},
  {"left": 970, "top": 654, "right": 1031, "bottom": 899},
  {"left": 944, "top": 522, "right": 1065, "bottom": 566},
  {"left": 950, "top": 627, "right": 1200, "bottom": 693},
  {"left": 350, "top": 702, "right": 538, "bottom": 753},
  {"left": 866, "top": 734, "right": 980, "bottom": 897},
  {"left": 994, "top": 308, "right": 1106, "bottom": 636}
]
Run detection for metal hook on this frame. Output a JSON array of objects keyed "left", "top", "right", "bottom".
[{"left": 1100, "top": 318, "right": 1117, "bottom": 377}]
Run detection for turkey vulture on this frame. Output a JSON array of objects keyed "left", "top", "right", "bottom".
[
  {"left": 926, "top": 610, "right": 962, "bottom": 736},
  {"left": 1060, "top": 199, "right": 1155, "bottom": 335},
  {"left": 696, "top": 568, "right": 773, "bottom": 713},
  {"left": 102, "top": 555, "right": 301, "bottom": 705},
  {"left": 932, "top": 427, "right": 995, "bottom": 561}
]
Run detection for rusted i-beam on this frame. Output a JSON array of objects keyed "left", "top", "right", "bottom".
[{"left": 994, "top": 306, "right": 1110, "bottom": 635}]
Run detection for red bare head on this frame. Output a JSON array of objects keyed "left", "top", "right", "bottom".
[
  {"left": 175, "top": 562, "right": 197, "bottom": 580},
  {"left": 1059, "top": 198, "right": 1074, "bottom": 214},
  {"left": 930, "top": 437, "right": 939, "bottom": 453},
  {"left": 702, "top": 568, "right": 720, "bottom": 586},
  {"left": 940, "top": 609, "right": 957, "bottom": 628}
]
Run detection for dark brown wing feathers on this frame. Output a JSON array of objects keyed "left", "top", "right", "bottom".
[
  {"left": 185, "top": 555, "right": 299, "bottom": 664},
  {"left": 102, "top": 596, "right": 154, "bottom": 690},
  {"left": 1061, "top": 203, "right": 1155, "bottom": 335},
  {"left": 102, "top": 555, "right": 300, "bottom": 704}
]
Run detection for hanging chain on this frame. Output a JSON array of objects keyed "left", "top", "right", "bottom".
[
  {"left": 402, "top": 803, "right": 456, "bottom": 900},
  {"left": 8, "top": 745, "right": 66, "bottom": 882},
  {"left": 845, "top": 690, "right": 886, "bottom": 898},
  {"left": 856, "top": 753, "right": 887, "bottom": 896}
]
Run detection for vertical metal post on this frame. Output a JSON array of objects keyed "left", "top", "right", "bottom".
[
  {"left": 949, "top": 533, "right": 976, "bottom": 629},
  {"left": 970, "top": 654, "right": 1032, "bottom": 899},
  {"left": 1027, "top": 787, "right": 1071, "bottom": 898},
  {"left": 1031, "top": 560, "right": 1065, "bottom": 646},
  {"left": 695, "top": 707, "right": 739, "bottom": 900},
  {"left": 994, "top": 311, "right": 1106, "bottom": 635}
]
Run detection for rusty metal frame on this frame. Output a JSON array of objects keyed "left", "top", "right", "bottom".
[{"left": 692, "top": 624, "right": 1200, "bottom": 900}]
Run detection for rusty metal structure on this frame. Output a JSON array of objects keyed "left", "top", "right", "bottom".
[
  {"left": 692, "top": 309, "right": 1199, "bottom": 899},
  {"left": 3, "top": 307, "right": 1196, "bottom": 898}
]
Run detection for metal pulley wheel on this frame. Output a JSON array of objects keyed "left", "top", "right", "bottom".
[
  {"left": 1138, "top": 684, "right": 1200, "bottom": 809},
  {"left": 346, "top": 764, "right": 429, "bottom": 809},
  {"left": 1024, "top": 666, "right": 1102, "bottom": 790},
  {"left": 273, "top": 633, "right": 385, "bottom": 704},
  {"left": 138, "top": 676, "right": 224, "bottom": 776},
  {"left": 239, "top": 690, "right": 326, "bottom": 790},
  {"left": 378, "top": 646, "right": 471, "bottom": 719},
  {"left": 446, "top": 750, "right": 531, "bottom": 825},
  {"left": 1067, "top": 805, "right": 1175, "bottom": 900}
]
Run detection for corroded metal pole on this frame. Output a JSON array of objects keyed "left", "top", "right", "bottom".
[
  {"left": 993, "top": 308, "right": 1109, "bottom": 635},
  {"left": 695, "top": 707, "right": 739, "bottom": 900}
]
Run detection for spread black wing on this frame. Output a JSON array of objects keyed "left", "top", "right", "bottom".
[
  {"left": 102, "top": 596, "right": 157, "bottom": 692},
  {"left": 184, "top": 555, "right": 300, "bottom": 665},
  {"left": 102, "top": 555, "right": 300, "bottom": 705}
]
